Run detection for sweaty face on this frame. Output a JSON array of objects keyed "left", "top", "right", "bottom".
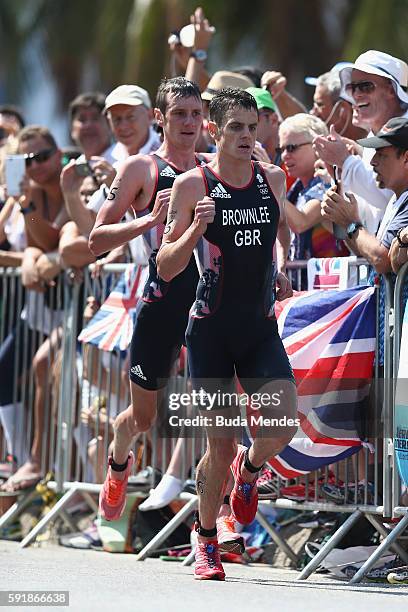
[
  {"left": 18, "top": 135, "right": 61, "bottom": 186},
  {"left": 350, "top": 70, "right": 397, "bottom": 130},
  {"left": 71, "top": 105, "right": 111, "bottom": 157},
  {"left": 215, "top": 107, "right": 258, "bottom": 160},
  {"left": 279, "top": 128, "right": 316, "bottom": 182},
  {"left": 160, "top": 94, "right": 203, "bottom": 149},
  {"left": 371, "top": 145, "right": 406, "bottom": 192},
  {"left": 310, "top": 85, "right": 334, "bottom": 122},
  {"left": 107, "top": 104, "right": 151, "bottom": 154}
]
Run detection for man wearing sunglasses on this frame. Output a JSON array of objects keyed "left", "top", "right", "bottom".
[{"left": 314, "top": 50, "right": 408, "bottom": 234}]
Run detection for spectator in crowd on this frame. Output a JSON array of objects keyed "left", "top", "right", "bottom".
[
  {"left": 279, "top": 113, "right": 348, "bottom": 271},
  {"left": 321, "top": 117, "right": 408, "bottom": 274},
  {"left": 314, "top": 50, "right": 408, "bottom": 234},
  {"left": 0, "top": 125, "right": 67, "bottom": 492},
  {"left": 62, "top": 85, "right": 160, "bottom": 239},
  {"left": 69, "top": 92, "right": 115, "bottom": 163},
  {"left": 309, "top": 69, "right": 367, "bottom": 140},
  {"left": 246, "top": 87, "right": 280, "bottom": 164},
  {"left": 261, "top": 69, "right": 307, "bottom": 118},
  {"left": 0, "top": 104, "right": 25, "bottom": 149}
]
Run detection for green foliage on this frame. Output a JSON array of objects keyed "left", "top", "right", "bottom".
[{"left": 344, "top": 0, "right": 408, "bottom": 61}]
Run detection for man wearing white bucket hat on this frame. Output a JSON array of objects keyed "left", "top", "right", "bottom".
[{"left": 314, "top": 50, "right": 408, "bottom": 233}]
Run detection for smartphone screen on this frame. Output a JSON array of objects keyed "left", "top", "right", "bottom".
[{"left": 5, "top": 155, "right": 26, "bottom": 197}]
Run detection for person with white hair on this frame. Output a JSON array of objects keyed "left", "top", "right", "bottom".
[{"left": 279, "top": 113, "right": 348, "bottom": 271}]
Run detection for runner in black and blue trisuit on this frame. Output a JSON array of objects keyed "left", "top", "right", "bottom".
[
  {"left": 89, "top": 78, "right": 244, "bottom": 557},
  {"left": 158, "top": 88, "right": 298, "bottom": 581}
]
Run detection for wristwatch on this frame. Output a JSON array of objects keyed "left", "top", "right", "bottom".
[
  {"left": 396, "top": 227, "right": 408, "bottom": 248},
  {"left": 346, "top": 221, "right": 363, "bottom": 239},
  {"left": 19, "top": 201, "right": 36, "bottom": 215},
  {"left": 190, "top": 49, "right": 207, "bottom": 62}
]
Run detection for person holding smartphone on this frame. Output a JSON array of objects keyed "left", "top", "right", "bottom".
[{"left": 0, "top": 125, "right": 67, "bottom": 492}]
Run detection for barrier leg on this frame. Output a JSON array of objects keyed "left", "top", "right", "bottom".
[
  {"left": 365, "top": 513, "right": 408, "bottom": 564},
  {"left": 20, "top": 487, "right": 78, "bottom": 548},
  {"left": 135, "top": 496, "right": 197, "bottom": 561},
  {"left": 0, "top": 489, "right": 39, "bottom": 529},
  {"left": 349, "top": 513, "right": 408, "bottom": 584},
  {"left": 297, "top": 509, "right": 362, "bottom": 580},
  {"left": 181, "top": 549, "right": 196, "bottom": 566},
  {"left": 256, "top": 508, "right": 298, "bottom": 565},
  {"left": 80, "top": 491, "right": 99, "bottom": 513}
]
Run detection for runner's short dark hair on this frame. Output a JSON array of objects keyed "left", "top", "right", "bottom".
[
  {"left": 0, "top": 105, "right": 25, "bottom": 128},
  {"left": 155, "top": 77, "right": 201, "bottom": 114},
  {"left": 209, "top": 88, "right": 258, "bottom": 127},
  {"left": 69, "top": 92, "right": 106, "bottom": 124}
]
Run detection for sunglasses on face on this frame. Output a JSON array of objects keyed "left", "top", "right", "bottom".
[
  {"left": 345, "top": 81, "right": 376, "bottom": 95},
  {"left": 277, "top": 141, "right": 312, "bottom": 154},
  {"left": 24, "top": 147, "right": 56, "bottom": 167}
]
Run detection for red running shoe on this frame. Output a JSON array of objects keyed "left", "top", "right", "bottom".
[
  {"left": 230, "top": 445, "right": 258, "bottom": 525},
  {"left": 217, "top": 514, "right": 245, "bottom": 554},
  {"left": 194, "top": 539, "right": 225, "bottom": 581},
  {"left": 99, "top": 451, "right": 134, "bottom": 521}
]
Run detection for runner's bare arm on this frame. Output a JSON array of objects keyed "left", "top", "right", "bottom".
[
  {"left": 157, "top": 172, "right": 211, "bottom": 282},
  {"left": 89, "top": 157, "right": 167, "bottom": 256},
  {"left": 264, "top": 165, "right": 290, "bottom": 272}
]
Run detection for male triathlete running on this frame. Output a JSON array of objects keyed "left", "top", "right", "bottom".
[
  {"left": 157, "top": 88, "right": 298, "bottom": 580},
  {"left": 89, "top": 78, "right": 243, "bottom": 553}
]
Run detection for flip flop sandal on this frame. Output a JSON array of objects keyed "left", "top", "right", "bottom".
[{"left": 0, "top": 474, "right": 42, "bottom": 495}]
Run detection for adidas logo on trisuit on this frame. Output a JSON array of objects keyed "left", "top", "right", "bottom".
[
  {"left": 160, "top": 166, "right": 177, "bottom": 178},
  {"left": 131, "top": 364, "right": 147, "bottom": 380},
  {"left": 210, "top": 183, "right": 231, "bottom": 198}
]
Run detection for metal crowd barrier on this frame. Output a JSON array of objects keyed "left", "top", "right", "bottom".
[
  {"left": 348, "top": 261, "right": 408, "bottom": 583},
  {"left": 0, "top": 259, "right": 407, "bottom": 581}
]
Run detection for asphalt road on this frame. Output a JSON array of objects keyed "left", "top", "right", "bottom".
[{"left": 0, "top": 540, "right": 406, "bottom": 612}]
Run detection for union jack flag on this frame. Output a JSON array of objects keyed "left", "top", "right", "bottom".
[
  {"left": 307, "top": 256, "right": 362, "bottom": 291},
  {"left": 248, "top": 285, "right": 377, "bottom": 478},
  {"left": 78, "top": 265, "right": 147, "bottom": 351}
]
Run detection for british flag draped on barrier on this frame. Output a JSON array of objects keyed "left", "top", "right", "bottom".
[
  {"left": 78, "top": 265, "right": 146, "bottom": 351},
  {"left": 265, "top": 285, "right": 377, "bottom": 479}
]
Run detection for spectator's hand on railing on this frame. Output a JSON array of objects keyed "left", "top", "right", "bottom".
[
  {"left": 36, "top": 252, "right": 61, "bottom": 284},
  {"left": 261, "top": 71, "right": 287, "bottom": 100},
  {"left": 83, "top": 296, "right": 100, "bottom": 322},
  {"left": 21, "top": 258, "right": 44, "bottom": 292},
  {"left": 252, "top": 143, "right": 271, "bottom": 163},
  {"left": 390, "top": 228, "right": 408, "bottom": 273},
  {"left": 275, "top": 272, "right": 293, "bottom": 301}
]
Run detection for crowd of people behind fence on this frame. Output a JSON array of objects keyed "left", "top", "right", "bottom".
[{"left": 1, "top": 5, "right": 408, "bottom": 581}]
